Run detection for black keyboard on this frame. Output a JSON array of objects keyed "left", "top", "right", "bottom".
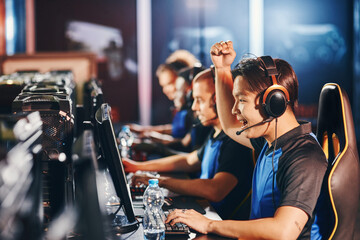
[
  {"left": 163, "top": 209, "right": 190, "bottom": 235},
  {"left": 127, "top": 171, "right": 204, "bottom": 236},
  {"left": 145, "top": 209, "right": 190, "bottom": 235},
  {"left": 130, "top": 184, "right": 147, "bottom": 196}
]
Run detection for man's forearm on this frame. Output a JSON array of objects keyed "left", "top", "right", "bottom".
[
  {"left": 135, "top": 155, "right": 186, "bottom": 172},
  {"left": 207, "top": 206, "right": 306, "bottom": 240},
  {"left": 215, "top": 68, "right": 238, "bottom": 130},
  {"left": 208, "top": 218, "right": 292, "bottom": 240},
  {"left": 159, "top": 178, "right": 213, "bottom": 199},
  {"left": 149, "top": 124, "right": 172, "bottom": 134}
]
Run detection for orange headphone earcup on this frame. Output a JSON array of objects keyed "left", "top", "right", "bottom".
[
  {"left": 263, "top": 89, "right": 288, "bottom": 118},
  {"left": 258, "top": 56, "right": 290, "bottom": 118}
]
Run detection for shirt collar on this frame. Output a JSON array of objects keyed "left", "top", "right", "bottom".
[
  {"left": 268, "top": 121, "right": 313, "bottom": 151},
  {"left": 209, "top": 128, "right": 227, "bottom": 142}
]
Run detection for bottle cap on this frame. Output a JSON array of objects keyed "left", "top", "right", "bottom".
[{"left": 148, "top": 179, "right": 158, "bottom": 185}]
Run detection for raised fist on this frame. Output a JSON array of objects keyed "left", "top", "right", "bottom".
[{"left": 210, "top": 41, "right": 236, "bottom": 70}]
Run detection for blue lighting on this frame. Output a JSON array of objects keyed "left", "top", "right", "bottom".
[
  {"left": 5, "top": 0, "right": 15, "bottom": 55},
  {"left": 5, "top": 0, "right": 26, "bottom": 55}
]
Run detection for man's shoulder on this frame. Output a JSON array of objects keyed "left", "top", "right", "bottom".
[
  {"left": 219, "top": 134, "right": 253, "bottom": 160},
  {"left": 222, "top": 133, "right": 250, "bottom": 149},
  {"left": 281, "top": 133, "right": 327, "bottom": 170}
]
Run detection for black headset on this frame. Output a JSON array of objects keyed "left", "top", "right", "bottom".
[
  {"left": 188, "top": 66, "right": 217, "bottom": 115},
  {"left": 185, "top": 89, "right": 194, "bottom": 110},
  {"left": 258, "top": 56, "right": 290, "bottom": 118},
  {"left": 258, "top": 56, "right": 290, "bottom": 210},
  {"left": 183, "top": 64, "right": 205, "bottom": 110},
  {"left": 209, "top": 66, "right": 217, "bottom": 115}
]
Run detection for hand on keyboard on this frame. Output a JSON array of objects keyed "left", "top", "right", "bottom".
[
  {"left": 129, "top": 170, "right": 160, "bottom": 187},
  {"left": 164, "top": 209, "right": 190, "bottom": 235},
  {"left": 165, "top": 208, "right": 211, "bottom": 235},
  {"left": 127, "top": 171, "right": 160, "bottom": 197}
]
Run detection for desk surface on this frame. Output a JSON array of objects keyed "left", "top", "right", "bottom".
[
  {"left": 118, "top": 227, "right": 233, "bottom": 240},
  {"left": 117, "top": 199, "right": 232, "bottom": 240},
  {"left": 118, "top": 177, "right": 232, "bottom": 240}
]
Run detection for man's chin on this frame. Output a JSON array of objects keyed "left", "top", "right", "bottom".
[{"left": 198, "top": 118, "right": 211, "bottom": 126}]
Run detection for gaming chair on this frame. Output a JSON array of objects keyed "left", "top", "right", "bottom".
[{"left": 316, "top": 83, "right": 360, "bottom": 239}]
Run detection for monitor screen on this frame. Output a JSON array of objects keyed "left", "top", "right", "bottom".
[{"left": 95, "top": 103, "right": 136, "bottom": 223}]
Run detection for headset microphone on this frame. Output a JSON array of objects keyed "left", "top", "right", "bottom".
[
  {"left": 236, "top": 117, "right": 274, "bottom": 135},
  {"left": 192, "top": 116, "right": 218, "bottom": 127}
]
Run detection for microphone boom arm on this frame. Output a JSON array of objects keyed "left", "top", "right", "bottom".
[{"left": 236, "top": 117, "right": 274, "bottom": 135}]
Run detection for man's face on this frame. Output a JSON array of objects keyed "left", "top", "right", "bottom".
[
  {"left": 232, "top": 76, "right": 270, "bottom": 138},
  {"left": 191, "top": 80, "right": 217, "bottom": 126},
  {"left": 173, "top": 77, "right": 187, "bottom": 111},
  {"left": 158, "top": 70, "right": 177, "bottom": 101}
]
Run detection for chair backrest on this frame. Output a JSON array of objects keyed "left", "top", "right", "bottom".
[{"left": 316, "top": 83, "right": 360, "bottom": 240}]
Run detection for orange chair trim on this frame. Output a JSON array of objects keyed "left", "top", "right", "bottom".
[
  {"left": 322, "top": 132, "right": 329, "bottom": 160},
  {"left": 332, "top": 133, "right": 340, "bottom": 158},
  {"left": 326, "top": 83, "right": 349, "bottom": 239}
]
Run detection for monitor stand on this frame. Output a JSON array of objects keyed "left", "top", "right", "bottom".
[{"left": 108, "top": 206, "right": 140, "bottom": 234}]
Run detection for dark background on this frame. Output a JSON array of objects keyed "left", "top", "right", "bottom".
[
  {"left": 33, "top": 0, "right": 359, "bottom": 142},
  {"left": 35, "top": 0, "right": 138, "bottom": 123}
]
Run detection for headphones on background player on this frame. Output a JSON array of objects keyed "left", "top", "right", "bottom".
[
  {"left": 188, "top": 66, "right": 217, "bottom": 117},
  {"left": 258, "top": 56, "right": 290, "bottom": 118},
  {"left": 190, "top": 66, "right": 218, "bottom": 127},
  {"left": 209, "top": 65, "right": 217, "bottom": 115},
  {"left": 189, "top": 65, "right": 217, "bottom": 114},
  {"left": 183, "top": 64, "right": 205, "bottom": 110}
]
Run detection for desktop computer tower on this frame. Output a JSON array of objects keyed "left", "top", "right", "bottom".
[
  {"left": 0, "top": 78, "right": 25, "bottom": 114},
  {"left": 12, "top": 93, "right": 74, "bottom": 224}
]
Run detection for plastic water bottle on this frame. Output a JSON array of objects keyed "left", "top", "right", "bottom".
[
  {"left": 102, "top": 169, "right": 120, "bottom": 215},
  {"left": 118, "top": 125, "right": 134, "bottom": 158},
  {"left": 143, "top": 179, "right": 165, "bottom": 240}
]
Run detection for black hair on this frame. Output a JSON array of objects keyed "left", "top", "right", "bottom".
[{"left": 231, "top": 57, "right": 298, "bottom": 111}]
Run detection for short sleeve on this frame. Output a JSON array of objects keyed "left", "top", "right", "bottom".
[
  {"left": 216, "top": 138, "right": 254, "bottom": 183},
  {"left": 197, "top": 132, "right": 211, "bottom": 161},
  {"left": 277, "top": 140, "right": 327, "bottom": 217},
  {"left": 172, "top": 110, "right": 191, "bottom": 138}
]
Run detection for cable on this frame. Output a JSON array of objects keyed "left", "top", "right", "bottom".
[
  {"left": 112, "top": 218, "right": 140, "bottom": 235},
  {"left": 110, "top": 202, "right": 123, "bottom": 217},
  {"left": 272, "top": 118, "right": 278, "bottom": 210},
  {"left": 107, "top": 202, "right": 141, "bottom": 234}
]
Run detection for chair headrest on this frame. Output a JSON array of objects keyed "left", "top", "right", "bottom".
[{"left": 316, "top": 83, "right": 357, "bottom": 158}]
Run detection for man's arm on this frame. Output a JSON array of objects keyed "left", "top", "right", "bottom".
[
  {"left": 167, "top": 206, "right": 308, "bottom": 240},
  {"left": 146, "top": 131, "right": 176, "bottom": 144},
  {"left": 148, "top": 123, "right": 173, "bottom": 135},
  {"left": 180, "top": 132, "right": 192, "bottom": 147},
  {"left": 129, "top": 123, "right": 173, "bottom": 135},
  {"left": 211, "top": 41, "right": 252, "bottom": 149},
  {"left": 123, "top": 150, "right": 200, "bottom": 173},
  {"left": 158, "top": 172, "right": 238, "bottom": 202}
]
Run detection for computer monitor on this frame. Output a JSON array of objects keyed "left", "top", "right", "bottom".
[
  {"left": 95, "top": 103, "right": 138, "bottom": 232},
  {"left": 83, "top": 78, "right": 104, "bottom": 123},
  {"left": 83, "top": 79, "right": 104, "bottom": 151},
  {"left": 72, "top": 129, "right": 110, "bottom": 240}
]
